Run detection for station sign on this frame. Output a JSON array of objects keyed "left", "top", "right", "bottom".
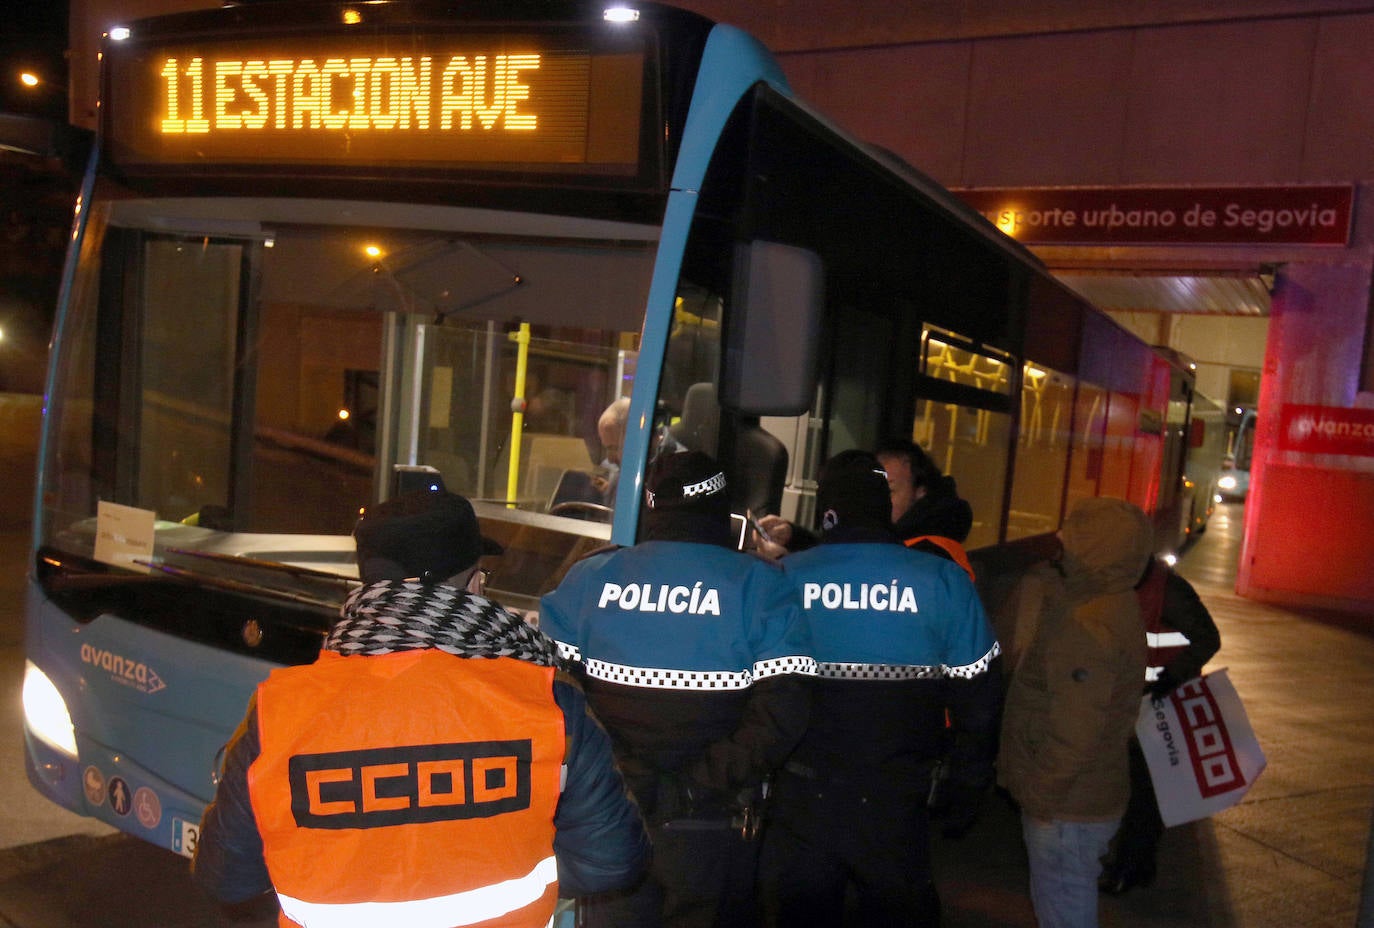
[{"left": 955, "top": 185, "right": 1354, "bottom": 246}]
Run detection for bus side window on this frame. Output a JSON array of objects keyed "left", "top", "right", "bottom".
[
  {"left": 1007, "top": 364, "right": 1075, "bottom": 540},
  {"left": 915, "top": 327, "right": 1013, "bottom": 549}
]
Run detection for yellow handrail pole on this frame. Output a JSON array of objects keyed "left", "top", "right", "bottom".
[{"left": 505, "top": 322, "right": 532, "bottom": 507}]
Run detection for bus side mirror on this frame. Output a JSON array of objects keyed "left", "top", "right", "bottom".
[
  {"left": 1189, "top": 417, "right": 1207, "bottom": 449},
  {"left": 720, "top": 240, "right": 824, "bottom": 416}
]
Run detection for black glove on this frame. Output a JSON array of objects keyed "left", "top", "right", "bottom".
[
  {"left": 1146, "top": 668, "right": 1181, "bottom": 700},
  {"left": 928, "top": 775, "right": 985, "bottom": 839},
  {"left": 654, "top": 770, "right": 728, "bottom": 824}
]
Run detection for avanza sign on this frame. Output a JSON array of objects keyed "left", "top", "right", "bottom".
[
  {"left": 1277, "top": 404, "right": 1374, "bottom": 457},
  {"left": 955, "top": 185, "right": 1353, "bottom": 246}
]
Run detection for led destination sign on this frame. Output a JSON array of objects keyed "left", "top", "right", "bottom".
[{"left": 107, "top": 33, "right": 645, "bottom": 172}]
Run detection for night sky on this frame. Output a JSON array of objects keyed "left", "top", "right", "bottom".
[
  {"left": 0, "top": 4, "right": 69, "bottom": 120},
  {"left": 1, "top": 3, "right": 74, "bottom": 392}
]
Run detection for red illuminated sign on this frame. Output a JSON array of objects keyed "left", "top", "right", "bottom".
[
  {"left": 955, "top": 186, "right": 1354, "bottom": 246},
  {"left": 1277, "top": 404, "right": 1374, "bottom": 457}
]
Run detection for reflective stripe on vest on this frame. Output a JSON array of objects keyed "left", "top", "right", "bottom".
[
  {"left": 249, "top": 650, "right": 563, "bottom": 928},
  {"left": 903, "top": 535, "right": 976, "bottom": 582},
  {"left": 276, "top": 855, "right": 558, "bottom": 928},
  {"left": 1137, "top": 562, "right": 1191, "bottom": 681}
]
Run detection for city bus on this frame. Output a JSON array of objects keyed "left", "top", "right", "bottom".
[
  {"left": 21, "top": 0, "right": 1207, "bottom": 870},
  {"left": 1182, "top": 389, "right": 1227, "bottom": 538},
  {"left": 1219, "top": 407, "right": 1257, "bottom": 501}
]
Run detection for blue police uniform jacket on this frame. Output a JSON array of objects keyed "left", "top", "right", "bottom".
[
  {"left": 780, "top": 539, "right": 1002, "bottom": 790},
  {"left": 539, "top": 540, "right": 816, "bottom": 810}
]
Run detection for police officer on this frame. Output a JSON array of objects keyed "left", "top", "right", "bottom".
[
  {"left": 539, "top": 450, "right": 816, "bottom": 928},
  {"left": 193, "top": 489, "right": 649, "bottom": 927},
  {"left": 759, "top": 450, "right": 1002, "bottom": 928}
]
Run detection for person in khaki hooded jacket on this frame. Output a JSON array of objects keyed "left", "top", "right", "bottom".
[{"left": 996, "top": 497, "right": 1153, "bottom": 928}]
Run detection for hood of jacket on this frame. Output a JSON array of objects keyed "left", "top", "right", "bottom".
[{"left": 1057, "top": 497, "right": 1153, "bottom": 603}]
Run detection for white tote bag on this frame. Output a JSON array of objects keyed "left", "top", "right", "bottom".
[{"left": 1135, "top": 668, "right": 1267, "bottom": 827}]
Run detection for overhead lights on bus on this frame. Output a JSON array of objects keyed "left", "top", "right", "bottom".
[
  {"left": 604, "top": 6, "right": 640, "bottom": 23},
  {"left": 342, "top": 9, "right": 362, "bottom": 25},
  {"left": 109, "top": 26, "right": 131, "bottom": 41},
  {"left": 364, "top": 244, "right": 384, "bottom": 259},
  {"left": 338, "top": 408, "right": 351, "bottom": 421}
]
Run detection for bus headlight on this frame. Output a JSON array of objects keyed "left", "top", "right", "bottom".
[{"left": 23, "top": 661, "right": 78, "bottom": 757}]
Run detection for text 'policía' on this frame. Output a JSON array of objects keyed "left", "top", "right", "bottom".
[
  {"left": 802, "top": 582, "right": 920, "bottom": 614},
  {"left": 597, "top": 582, "right": 722, "bottom": 615}
]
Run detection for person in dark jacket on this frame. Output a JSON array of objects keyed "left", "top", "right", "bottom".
[
  {"left": 755, "top": 439, "right": 973, "bottom": 565},
  {"left": 1099, "top": 557, "right": 1222, "bottom": 895},
  {"left": 192, "top": 490, "right": 649, "bottom": 927},
  {"left": 759, "top": 450, "right": 1002, "bottom": 927},
  {"left": 875, "top": 439, "right": 974, "bottom": 545},
  {"left": 539, "top": 450, "right": 816, "bottom": 928}
]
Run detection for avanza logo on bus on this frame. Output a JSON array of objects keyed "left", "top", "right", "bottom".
[{"left": 80, "top": 643, "right": 167, "bottom": 695}]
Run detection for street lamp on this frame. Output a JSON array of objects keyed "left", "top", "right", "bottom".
[
  {"left": 19, "top": 71, "right": 63, "bottom": 92},
  {"left": 14, "top": 69, "right": 69, "bottom": 120}
]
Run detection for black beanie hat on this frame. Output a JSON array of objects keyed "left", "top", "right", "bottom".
[
  {"left": 816, "top": 450, "right": 892, "bottom": 533},
  {"left": 353, "top": 489, "right": 500, "bottom": 584},
  {"left": 642, "top": 451, "right": 733, "bottom": 545}
]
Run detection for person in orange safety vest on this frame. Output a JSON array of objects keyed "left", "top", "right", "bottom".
[{"left": 192, "top": 489, "right": 650, "bottom": 928}]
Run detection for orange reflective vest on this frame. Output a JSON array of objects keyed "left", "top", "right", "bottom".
[
  {"left": 248, "top": 650, "right": 565, "bottom": 928},
  {"left": 904, "top": 534, "right": 976, "bottom": 582}
]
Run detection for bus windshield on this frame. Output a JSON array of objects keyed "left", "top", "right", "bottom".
[{"left": 40, "top": 189, "right": 661, "bottom": 613}]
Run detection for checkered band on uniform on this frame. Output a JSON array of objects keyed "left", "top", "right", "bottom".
[
  {"left": 754, "top": 655, "right": 818, "bottom": 680},
  {"left": 583, "top": 658, "right": 755, "bottom": 689},
  {"left": 946, "top": 642, "right": 1001, "bottom": 679},
  {"left": 817, "top": 662, "right": 947, "bottom": 681}
]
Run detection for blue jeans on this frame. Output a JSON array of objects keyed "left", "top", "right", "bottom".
[{"left": 1020, "top": 814, "right": 1120, "bottom": 928}]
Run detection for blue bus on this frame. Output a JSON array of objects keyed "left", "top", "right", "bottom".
[
  {"left": 1182, "top": 390, "right": 1227, "bottom": 537},
  {"left": 21, "top": 0, "right": 1206, "bottom": 872},
  {"left": 1218, "top": 407, "right": 1257, "bottom": 501}
]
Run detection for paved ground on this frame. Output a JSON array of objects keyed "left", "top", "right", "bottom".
[{"left": 2, "top": 502, "right": 1372, "bottom": 926}]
